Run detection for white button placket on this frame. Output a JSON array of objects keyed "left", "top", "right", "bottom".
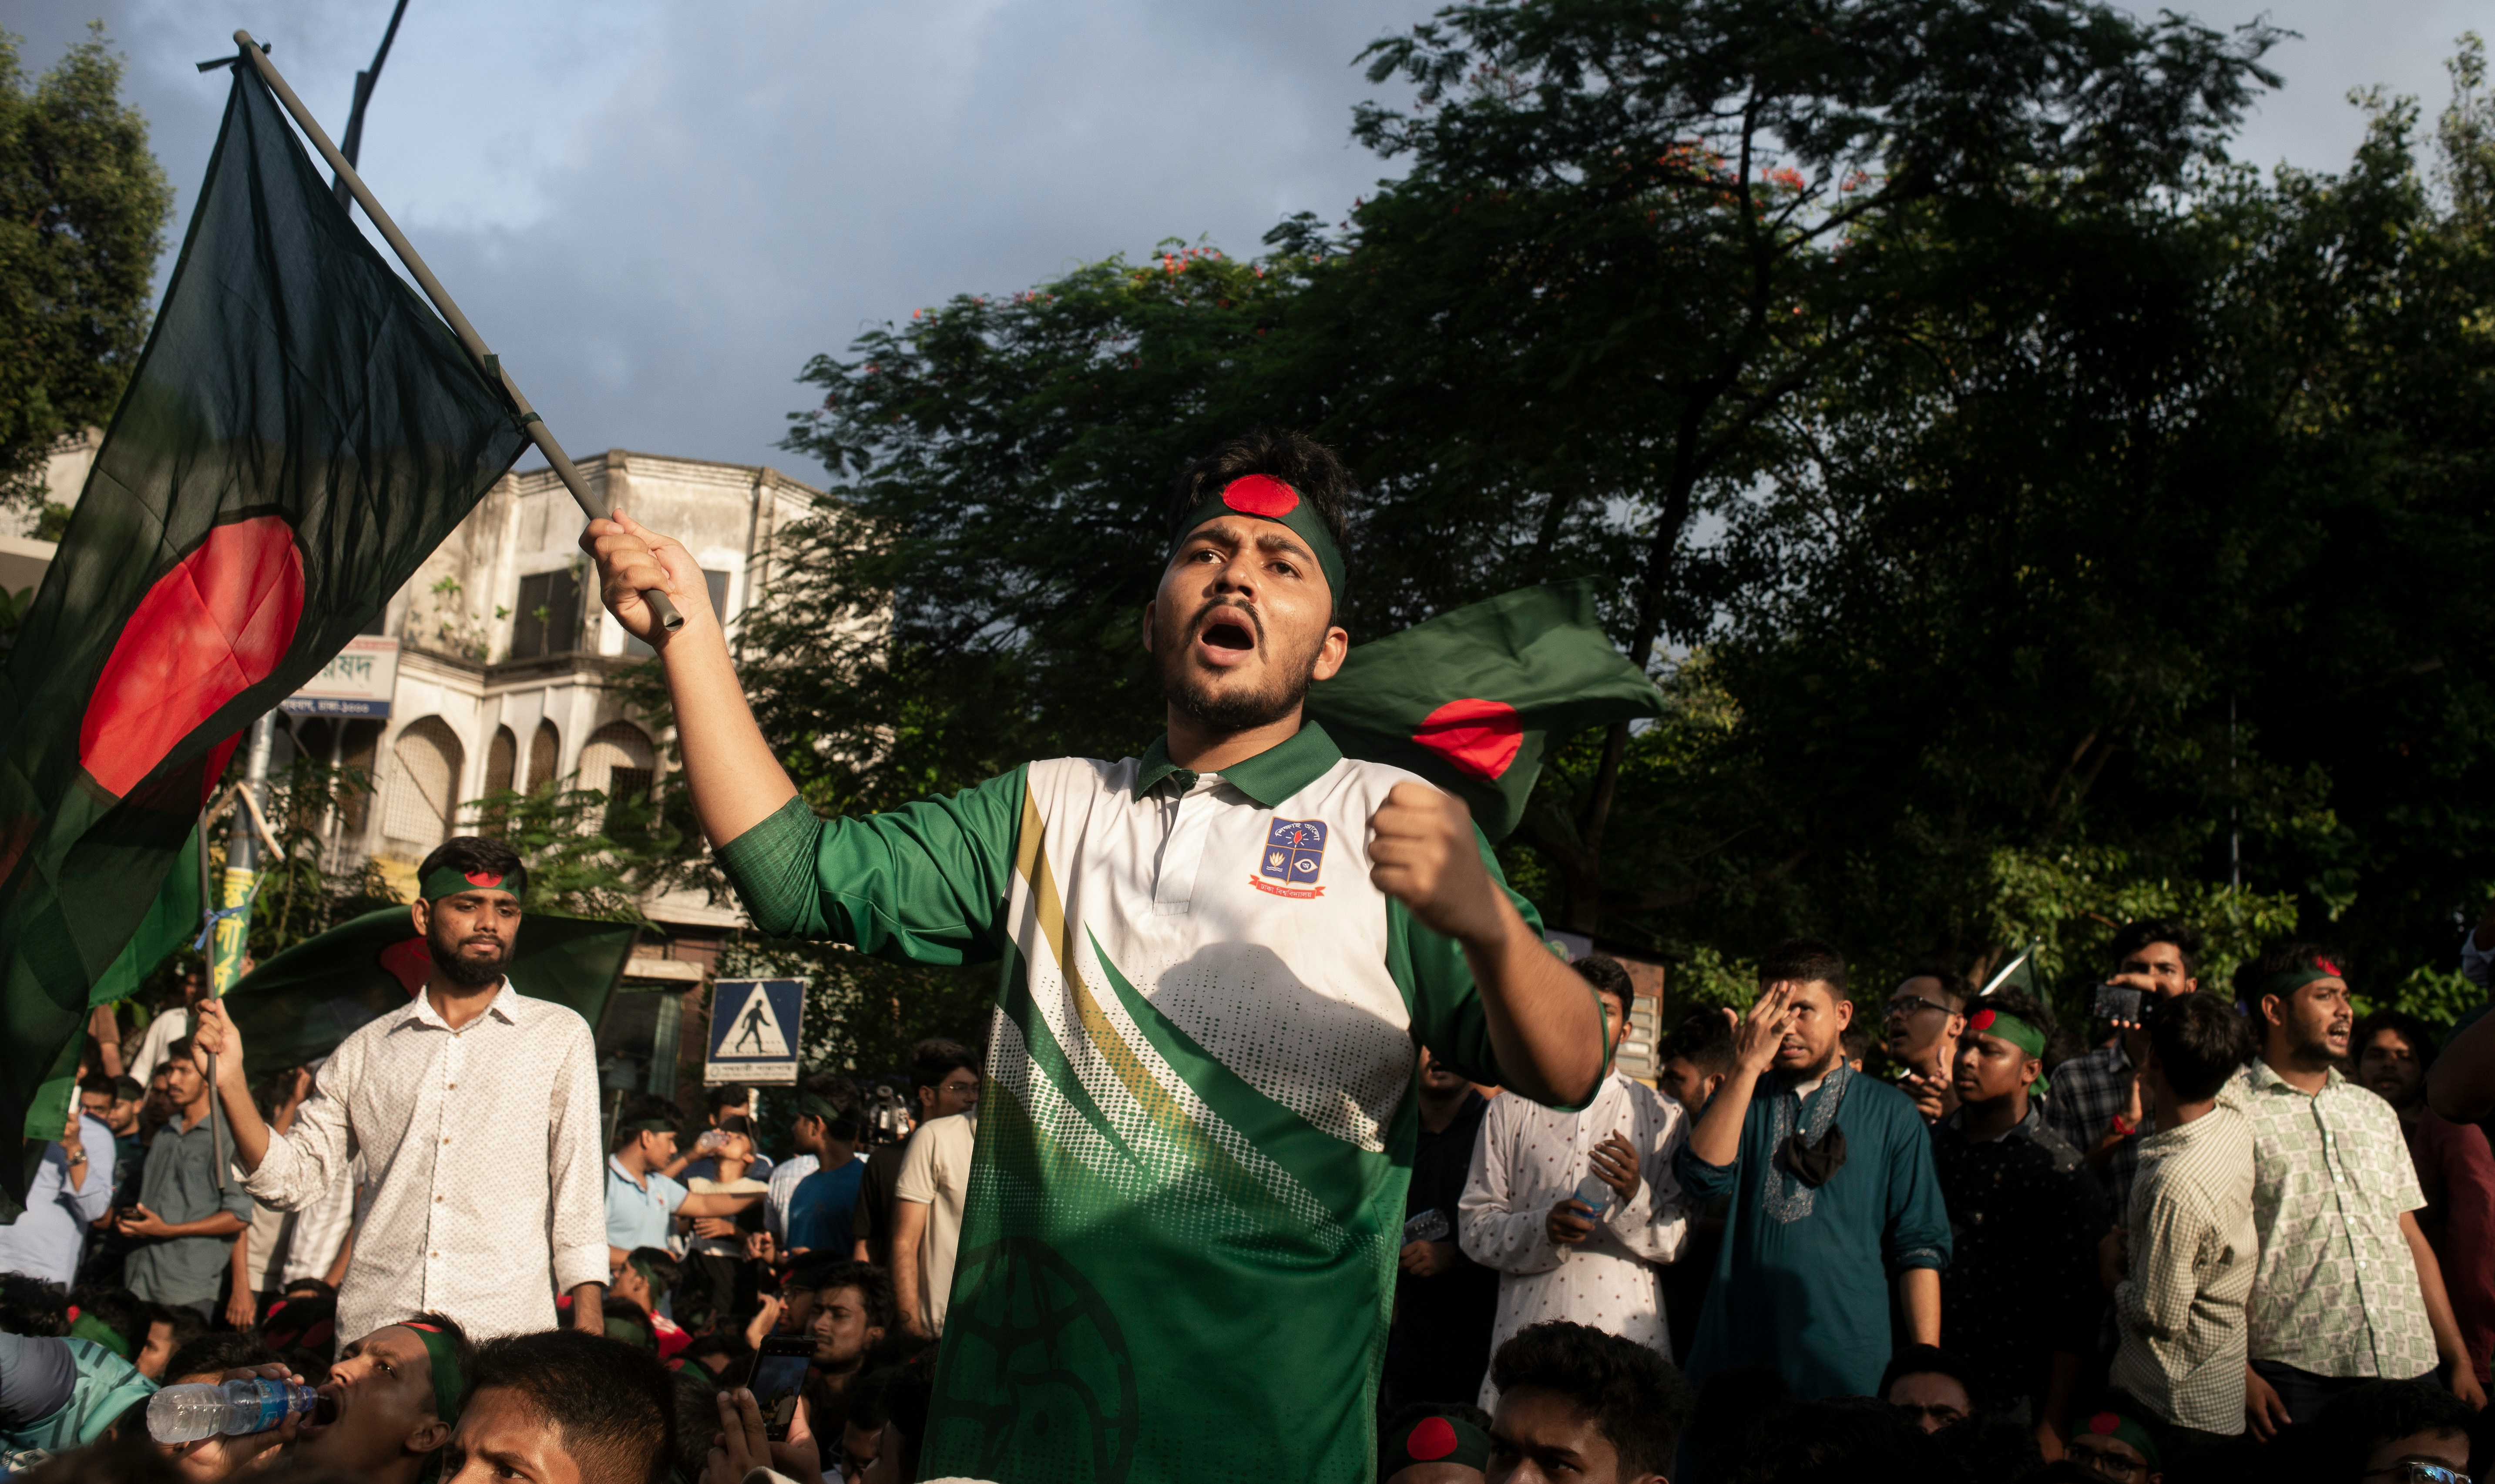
[
  {"left": 426, "top": 1030, "right": 463, "bottom": 1301},
  {"left": 1151, "top": 775, "right": 1222, "bottom": 916}
]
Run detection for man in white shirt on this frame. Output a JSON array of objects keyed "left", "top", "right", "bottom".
[
  {"left": 127, "top": 970, "right": 205, "bottom": 1089},
  {"left": 194, "top": 837, "right": 609, "bottom": 1343},
  {"left": 1460, "top": 956, "right": 1689, "bottom": 1406},
  {"left": 892, "top": 1108, "right": 976, "bottom": 1338}
]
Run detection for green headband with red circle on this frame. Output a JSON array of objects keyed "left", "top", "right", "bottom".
[
  {"left": 1169, "top": 475, "right": 1348, "bottom": 606},
  {"left": 1965, "top": 1004, "right": 2046, "bottom": 1059},
  {"left": 2257, "top": 958, "right": 2344, "bottom": 1003},
  {"left": 420, "top": 864, "right": 525, "bottom": 903},
  {"left": 2084, "top": 1408, "right": 2162, "bottom": 1471}
]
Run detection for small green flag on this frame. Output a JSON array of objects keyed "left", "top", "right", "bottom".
[
  {"left": 223, "top": 907, "right": 641, "bottom": 1080},
  {"left": 1308, "top": 580, "right": 1666, "bottom": 839},
  {"left": 0, "top": 59, "right": 533, "bottom": 1207}
]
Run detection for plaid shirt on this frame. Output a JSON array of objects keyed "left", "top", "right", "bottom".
[
  {"left": 2111, "top": 1103, "right": 2257, "bottom": 1434},
  {"left": 2043, "top": 1041, "right": 2142, "bottom": 1220},
  {"left": 2232, "top": 1060, "right": 2435, "bottom": 1379}
]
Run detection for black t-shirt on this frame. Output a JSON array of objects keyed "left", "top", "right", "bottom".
[
  {"left": 848, "top": 1137, "right": 912, "bottom": 1267},
  {"left": 1384, "top": 1090, "right": 1501, "bottom": 1403},
  {"left": 1929, "top": 1109, "right": 2106, "bottom": 1406}
]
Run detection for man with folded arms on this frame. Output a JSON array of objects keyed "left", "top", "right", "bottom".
[{"left": 195, "top": 837, "right": 608, "bottom": 1341}]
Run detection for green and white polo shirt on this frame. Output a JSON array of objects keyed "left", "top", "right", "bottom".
[{"left": 718, "top": 721, "right": 1582, "bottom": 1484}]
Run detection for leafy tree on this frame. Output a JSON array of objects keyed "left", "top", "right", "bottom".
[
  {"left": 0, "top": 24, "right": 170, "bottom": 507},
  {"left": 464, "top": 773, "right": 702, "bottom": 921}
]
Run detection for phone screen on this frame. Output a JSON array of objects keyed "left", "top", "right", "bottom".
[
  {"left": 749, "top": 1348, "right": 811, "bottom": 1440},
  {"left": 2092, "top": 983, "right": 2145, "bottom": 1024}
]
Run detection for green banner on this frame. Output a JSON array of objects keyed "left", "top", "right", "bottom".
[
  {"left": 0, "top": 60, "right": 529, "bottom": 1209},
  {"left": 223, "top": 906, "right": 641, "bottom": 1079},
  {"left": 1308, "top": 579, "right": 1667, "bottom": 839}
]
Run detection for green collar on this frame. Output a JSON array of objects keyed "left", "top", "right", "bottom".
[{"left": 1132, "top": 722, "right": 1344, "bottom": 808}]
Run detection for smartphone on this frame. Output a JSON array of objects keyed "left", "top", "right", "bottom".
[
  {"left": 2092, "top": 983, "right": 2145, "bottom": 1024},
  {"left": 745, "top": 1336, "right": 813, "bottom": 1441}
]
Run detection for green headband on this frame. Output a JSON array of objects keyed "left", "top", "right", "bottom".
[
  {"left": 1168, "top": 475, "right": 1348, "bottom": 607},
  {"left": 618, "top": 1119, "right": 677, "bottom": 1138},
  {"left": 2082, "top": 1409, "right": 2162, "bottom": 1471},
  {"left": 68, "top": 1311, "right": 129, "bottom": 1360},
  {"left": 2257, "top": 959, "right": 2344, "bottom": 1004},
  {"left": 1965, "top": 1004, "right": 2045, "bottom": 1059},
  {"left": 401, "top": 1323, "right": 467, "bottom": 1426},
  {"left": 797, "top": 1093, "right": 842, "bottom": 1122},
  {"left": 628, "top": 1254, "right": 666, "bottom": 1292},
  {"left": 420, "top": 864, "right": 524, "bottom": 903},
  {"left": 1966, "top": 1004, "right": 2051, "bottom": 1096},
  {"left": 1383, "top": 1413, "right": 1492, "bottom": 1474}
]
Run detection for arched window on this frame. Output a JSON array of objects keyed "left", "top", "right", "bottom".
[
  {"left": 381, "top": 717, "right": 464, "bottom": 856},
  {"left": 484, "top": 725, "right": 518, "bottom": 798},
  {"left": 526, "top": 719, "right": 560, "bottom": 790},
  {"left": 579, "top": 722, "right": 655, "bottom": 836}
]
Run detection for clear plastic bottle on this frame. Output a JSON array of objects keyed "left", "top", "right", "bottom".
[
  {"left": 146, "top": 1378, "right": 322, "bottom": 1444},
  {"left": 1572, "top": 1172, "right": 1615, "bottom": 1216}
]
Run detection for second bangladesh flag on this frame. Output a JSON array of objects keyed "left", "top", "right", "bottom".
[{"left": 0, "top": 58, "right": 532, "bottom": 1202}]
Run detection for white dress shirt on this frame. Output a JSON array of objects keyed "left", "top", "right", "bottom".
[
  {"left": 243, "top": 979, "right": 606, "bottom": 1344},
  {"left": 1459, "top": 1073, "right": 1691, "bottom": 1406}
]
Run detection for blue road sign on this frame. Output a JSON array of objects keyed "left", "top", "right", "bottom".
[{"left": 706, "top": 978, "right": 806, "bottom": 1086}]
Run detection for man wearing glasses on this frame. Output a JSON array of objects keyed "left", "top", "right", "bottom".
[
  {"left": 2310, "top": 1378, "right": 2476, "bottom": 1484},
  {"left": 1882, "top": 963, "right": 1967, "bottom": 1124}
]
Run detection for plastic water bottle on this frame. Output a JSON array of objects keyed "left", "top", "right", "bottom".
[
  {"left": 1572, "top": 1172, "right": 1614, "bottom": 1217},
  {"left": 146, "top": 1379, "right": 322, "bottom": 1444}
]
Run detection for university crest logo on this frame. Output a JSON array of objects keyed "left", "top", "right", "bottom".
[{"left": 1252, "top": 818, "right": 1328, "bottom": 899}]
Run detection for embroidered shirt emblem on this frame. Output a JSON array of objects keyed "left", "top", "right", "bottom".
[{"left": 1253, "top": 818, "right": 1328, "bottom": 899}]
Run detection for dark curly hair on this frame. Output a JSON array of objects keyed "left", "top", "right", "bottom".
[
  {"left": 2110, "top": 918, "right": 2204, "bottom": 978},
  {"left": 1757, "top": 937, "right": 1847, "bottom": 995},
  {"left": 1488, "top": 1320, "right": 1689, "bottom": 1477},
  {"left": 2313, "top": 1380, "right": 2476, "bottom": 1483}
]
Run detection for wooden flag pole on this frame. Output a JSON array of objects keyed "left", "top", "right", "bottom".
[{"left": 229, "top": 30, "right": 683, "bottom": 635}]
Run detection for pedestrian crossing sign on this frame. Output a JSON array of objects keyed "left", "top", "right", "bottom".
[{"left": 705, "top": 978, "right": 806, "bottom": 1085}]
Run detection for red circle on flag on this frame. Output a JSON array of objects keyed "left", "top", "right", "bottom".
[
  {"left": 1221, "top": 474, "right": 1300, "bottom": 518},
  {"left": 78, "top": 515, "right": 305, "bottom": 799},
  {"left": 1407, "top": 1416, "right": 1458, "bottom": 1461},
  {"left": 465, "top": 870, "right": 503, "bottom": 889},
  {"left": 2088, "top": 1412, "right": 2121, "bottom": 1437},
  {"left": 1414, "top": 698, "right": 1524, "bottom": 781},
  {"left": 1968, "top": 1007, "right": 1997, "bottom": 1033},
  {"left": 378, "top": 936, "right": 434, "bottom": 997}
]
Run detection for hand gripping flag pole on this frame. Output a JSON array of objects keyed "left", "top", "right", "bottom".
[{"left": 228, "top": 30, "right": 684, "bottom": 635}]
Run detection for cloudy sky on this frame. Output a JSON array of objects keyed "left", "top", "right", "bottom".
[{"left": 12, "top": 0, "right": 2485, "bottom": 484}]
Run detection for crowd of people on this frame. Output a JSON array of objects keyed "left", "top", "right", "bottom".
[
  {"left": 11, "top": 432, "right": 2495, "bottom": 1484},
  {"left": 9, "top": 893, "right": 2495, "bottom": 1484}
]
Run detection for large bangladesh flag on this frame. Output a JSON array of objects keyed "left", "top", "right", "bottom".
[
  {"left": 1308, "top": 579, "right": 1666, "bottom": 839},
  {"left": 225, "top": 908, "right": 641, "bottom": 1080},
  {"left": 0, "top": 62, "right": 531, "bottom": 1208}
]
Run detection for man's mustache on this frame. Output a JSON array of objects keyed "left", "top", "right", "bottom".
[{"left": 1188, "top": 596, "right": 1265, "bottom": 642}]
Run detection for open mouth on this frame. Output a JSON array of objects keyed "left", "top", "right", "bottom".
[{"left": 1189, "top": 606, "right": 1260, "bottom": 668}]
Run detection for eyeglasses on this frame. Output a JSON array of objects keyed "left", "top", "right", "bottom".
[
  {"left": 2366, "top": 1465, "right": 2471, "bottom": 1484},
  {"left": 1884, "top": 996, "right": 1958, "bottom": 1019},
  {"left": 939, "top": 1080, "right": 979, "bottom": 1097}
]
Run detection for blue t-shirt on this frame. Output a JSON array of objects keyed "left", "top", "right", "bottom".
[
  {"left": 785, "top": 1159, "right": 866, "bottom": 1255},
  {"left": 606, "top": 1157, "right": 687, "bottom": 1252}
]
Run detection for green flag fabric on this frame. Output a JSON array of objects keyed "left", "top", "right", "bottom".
[
  {"left": 223, "top": 907, "right": 641, "bottom": 1080},
  {"left": 0, "top": 61, "right": 530, "bottom": 1208},
  {"left": 1307, "top": 579, "right": 1666, "bottom": 839}
]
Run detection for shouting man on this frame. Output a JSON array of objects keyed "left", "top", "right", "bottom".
[
  {"left": 195, "top": 838, "right": 609, "bottom": 1343},
  {"left": 581, "top": 429, "right": 1607, "bottom": 1481}
]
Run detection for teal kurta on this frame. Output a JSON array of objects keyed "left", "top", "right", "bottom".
[
  {"left": 1674, "top": 1062, "right": 1951, "bottom": 1400},
  {"left": 717, "top": 723, "right": 1596, "bottom": 1484}
]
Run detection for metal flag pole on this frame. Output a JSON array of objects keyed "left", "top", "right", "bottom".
[{"left": 228, "top": 30, "right": 683, "bottom": 634}]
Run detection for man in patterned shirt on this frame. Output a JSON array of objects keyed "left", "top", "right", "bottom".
[
  {"left": 2044, "top": 919, "right": 2203, "bottom": 1224},
  {"left": 196, "top": 837, "right": 610, "bottom": 1343},
  {"left": 2105, "top": 991, "right": 2256, "bottom": 1450},
  {"left": 580, "top": 429, "right": 1608, "bottom": 1484},
  {"left": 2231, "top": 943, "right": 2488, "bottom": 1434}
]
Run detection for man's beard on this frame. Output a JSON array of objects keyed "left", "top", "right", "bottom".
[
  {"left": 429, "top": 920, "right": 511, "bottom": 987},
  {"left": 1155, "top": 598, "right": 1323, "bottom": 734}
]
